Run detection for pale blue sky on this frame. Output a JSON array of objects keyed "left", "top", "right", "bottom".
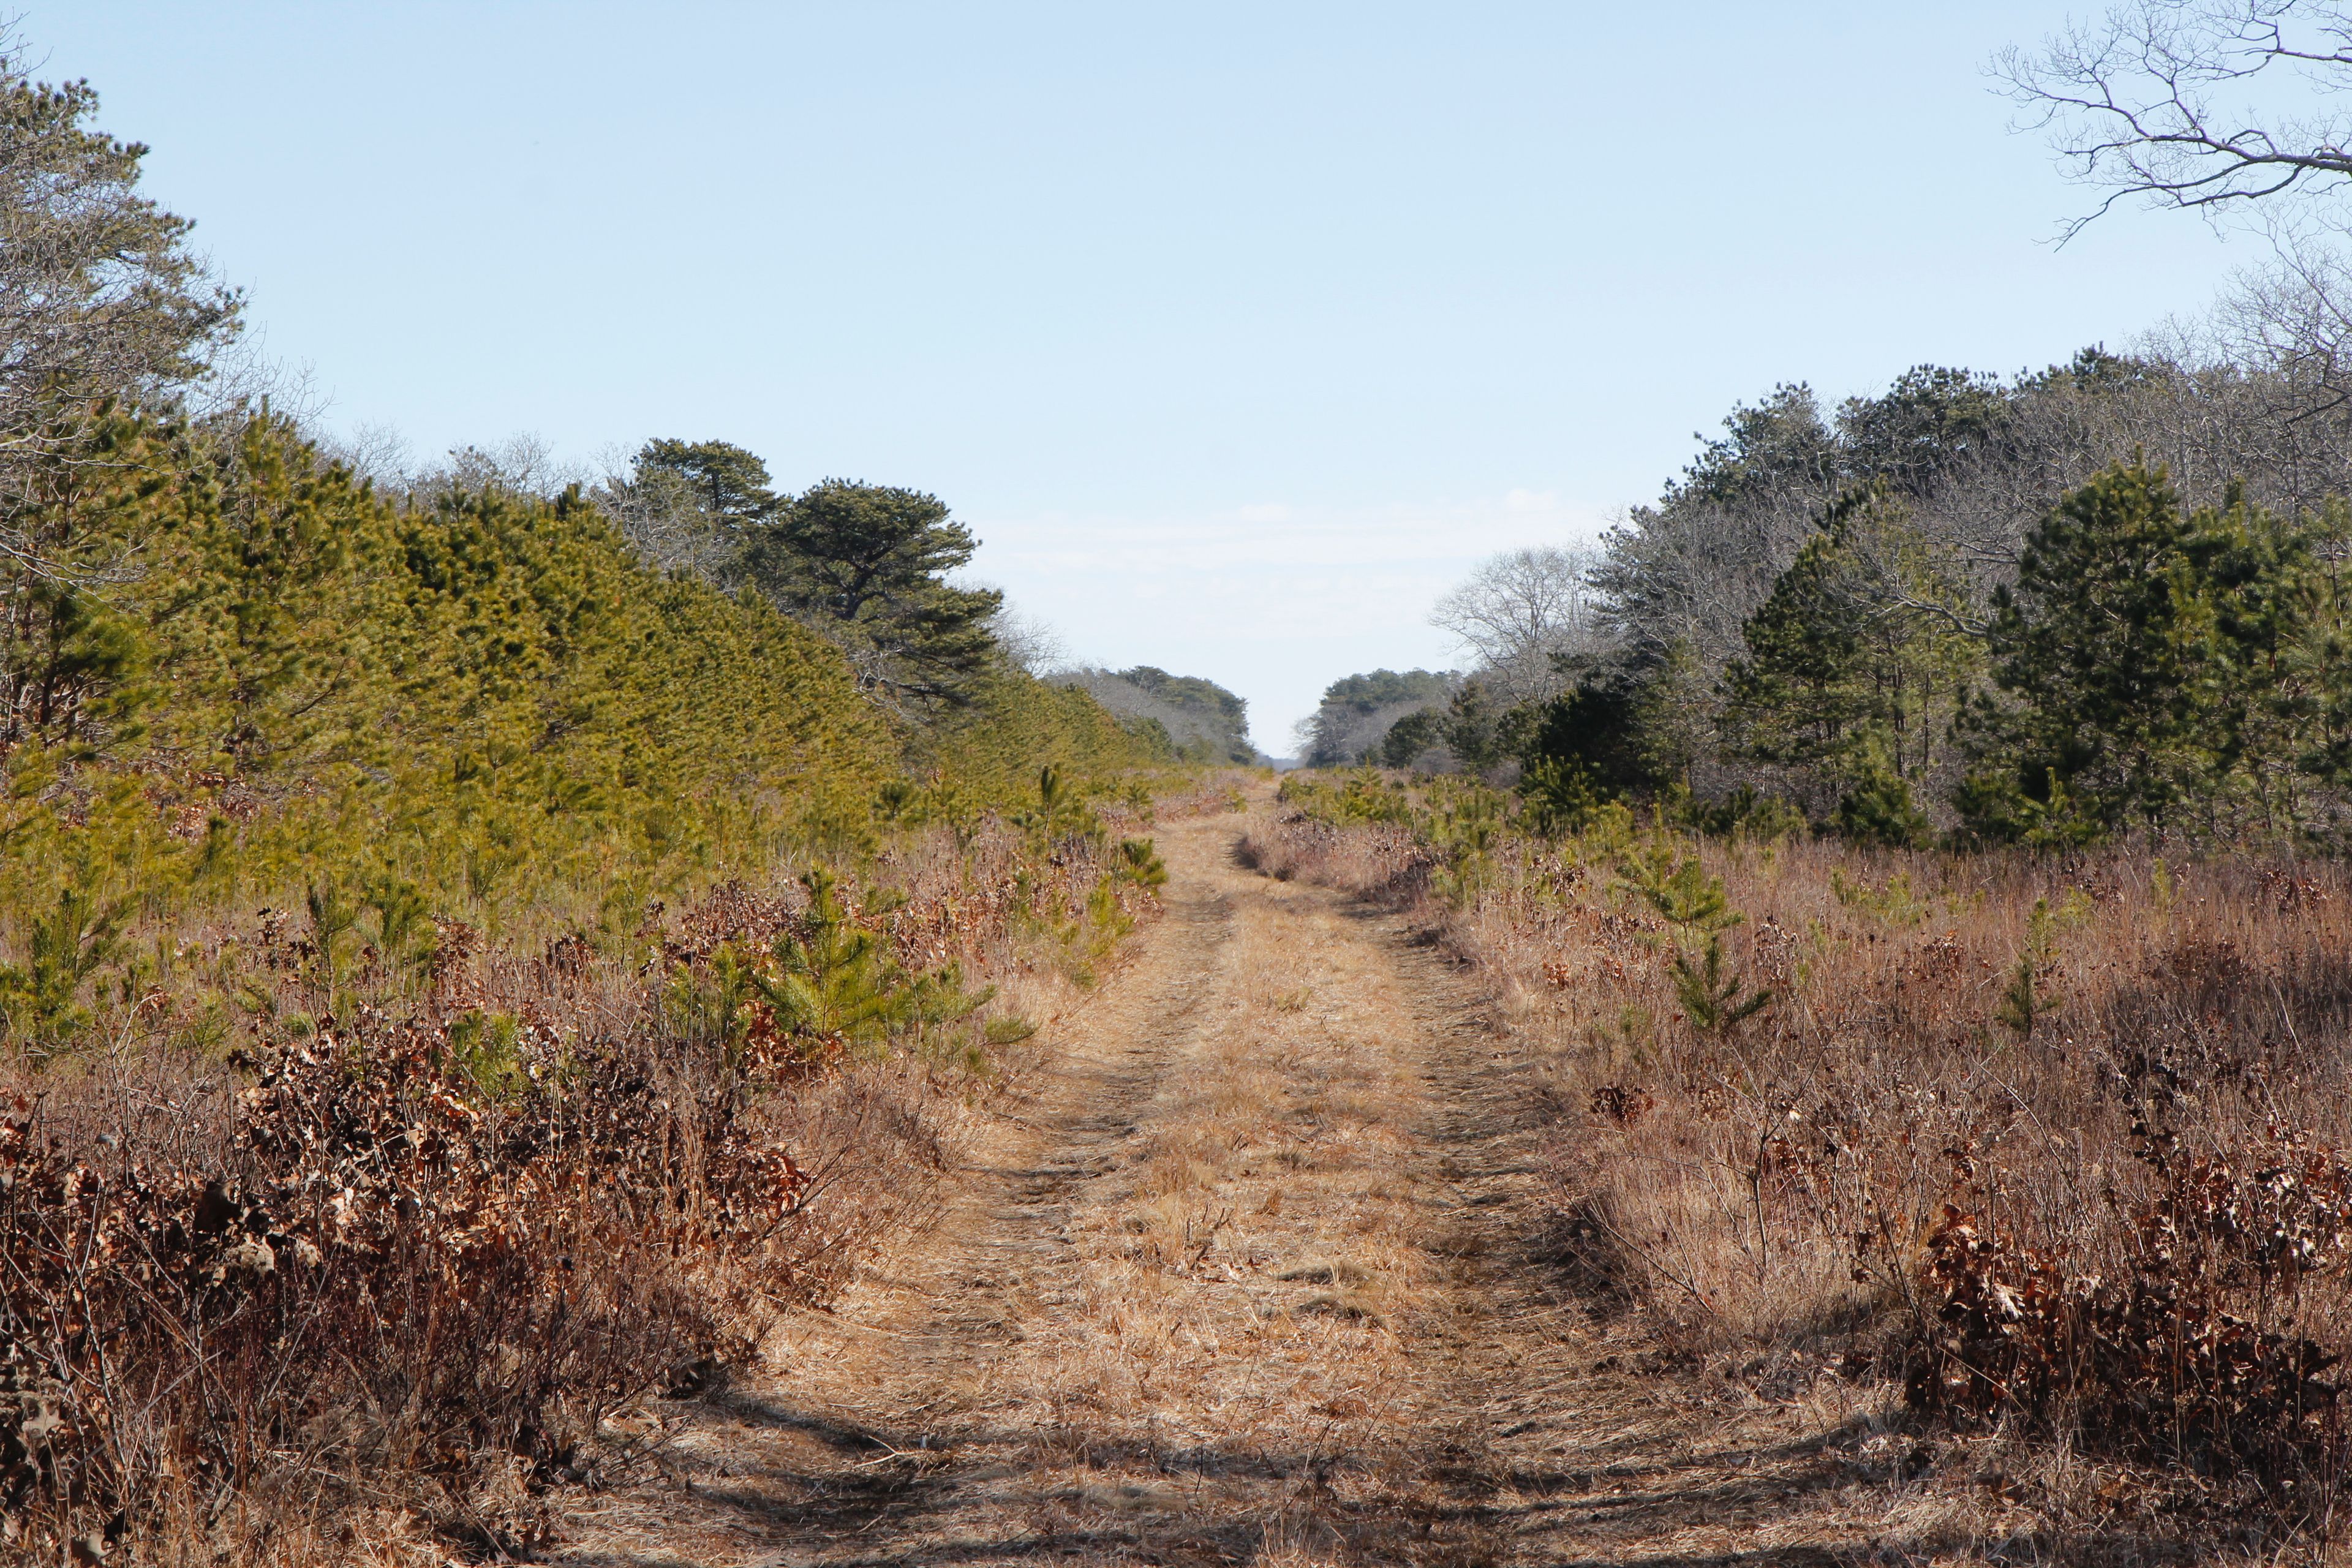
[{"left": 41, "top": 3, "right": 2250, "bottom": 750}]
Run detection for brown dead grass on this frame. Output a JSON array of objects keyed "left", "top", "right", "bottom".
[
  {"left": 555, "top": 790, "right": 2223, "bottom": 1567},
  {"left": 1248, "top": 797, "right": 2352, "bottom": 1560},
  {"left": 549, "top": 800, "right": 1521, "bottom": 1565}
]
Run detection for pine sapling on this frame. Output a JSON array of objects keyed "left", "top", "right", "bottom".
[
  {"left": 753, "top": 868, "right": 986, "bottom": 1061},
  {"left": 1621, "top": 839, "right": 1773, "bottom": 1035},
  {"left": 1619, "top": 839, "right": 1742, "bottom": 935},
  {"left": 0, "top": 883, "right": 124, "bottom": 1052},
  {"left": 1672, "top": 932, "right": 1774, "bottom": 1035},
  {"left": 362, "top": 873, "right": 434, "bottom": 979},
  {"left": 306, "top": 882, "right": 360, "bottom": 994},
  {"left": 1115, "top": 837, "right": 1167, "bottom": 889},
  {"left": 1994, "top": 896, "right": 2064, "bottom": 1041}
]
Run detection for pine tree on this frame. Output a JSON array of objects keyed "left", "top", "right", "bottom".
[
  {"left": 636, "top": 439, "right": 778, "bottom": 529},
  {"left": 1721, "top": 487, "right": 1979, "bottom": 801},
  {"left": 2185, "top": 486, "right": 2328, "bottom": 835},
  {"left": 744, "top": 480, "right": 1004, "bottom": 708},
  {"left": 1958, "top": 460, "right": 2319, "bottom": 841},
  {"left": 1721, "top": 530, "right": 1872, "bottom": 767},
  {"left": 0, "top": 59, "right": 239, "bottom": 540},
  {"left": 0, "top": 409, "right": 173, "bottom": 753}
]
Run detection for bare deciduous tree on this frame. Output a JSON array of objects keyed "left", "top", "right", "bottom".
[
  {"left": 432, "top": 432, "right": 581, "bottom": 498},
  {"left": 1994, "top": 4, "right": 2352, "bottom": 496},
  {"left": 1429, "top": 545, "right": 1609, "bottom": 706},
  {"left": 320, "top": 421, "right": 420, "bottom": 492},
  {"left": 1998, "top": 1, "right": 2352, "bottom": 239},
  {"left": 982, "top": 598, "right": 1066, "bottom": 675}
]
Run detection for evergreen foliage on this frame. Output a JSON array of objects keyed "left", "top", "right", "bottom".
[
  {"left": 752, "top": 867, "right": 981, "bottom": 1058},
  {"left": 1992, "top": 898, "right": 2064, "bottom": 1041},
  {"left": 1378, "top": 707, "right": 1445, "bottom": 767},
  {"left": 0, "top": 405, "right": 1173, "bottom": 1009},
  {"left": 743, "top": 479, "right": 1004, "bottom": 708},
  {"left": 1967, "top": 462, "right": 2218, "bottom": 834},
  {"left": 1831, "top": 755, "right": 1934, "bottom": 850},
  {"left": 1316, "top": 668, "right": 1458, "bottom": 714},
  {"left": 1836, "top": 364, "right": 2015, "bottom": 497},
  {"left": 1661, "top": 381, "right": 1838, "bottom": 511},
  {"left": 1721, "top": 489, "right": 1979, "bottom": 790},
  {"left": 1058, "top": 665, "right": 1256, "bottom": 763},
  {"left": 598, "top": 447, "right": 1071, "bottom": 716},
  {"left": 1517, "top": 673, "right": 1656, "bottom": 804},
  {"left": 639, "top": 437, "right": 779, "bottom": 530},
  {"left": 1617, "top": 840, "right": 1773, "bottom": 1035},
  {"left": 1668, "top": 934, "right": 1773, "bottom": 1035},
  {"left": 1352, "top": 352, "right": 2352, "bottom": 851},
  {"left": 1957, "top": 462, "right": 2331, "bottom": 842},
  {"left": 0, "top": 59, "right": 241, "bottom": 562},
  {"left": 1298, "top": 668, "right": 1460, "bottom": 766},
  {"left": 1115, "top": 837, "right": 1169, "bottom": 888}
]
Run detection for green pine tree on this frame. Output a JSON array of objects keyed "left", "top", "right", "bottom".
[
  {"left": 1959, "top": 460, "right": 2321, "bottom": 842},
  {"left": 1722, "top": 487, "right": 1979, "bottom": 797},
  {"left": 744, "top": 480, "right": 1005, "bottom": 709}
]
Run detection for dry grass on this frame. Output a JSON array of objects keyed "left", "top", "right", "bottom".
[
  {"left": 549, "top": 803, "right": 1520, "bottom": 1566},
  {"left": 551, "top": 788, "right": 2305, "bottom": 1566},
  {"left": 1247, "top": 797, "right": 2352, "bottom": 1555},
  {"left": 894, "top": 865, "right": 1458, "bottom": 1561}
]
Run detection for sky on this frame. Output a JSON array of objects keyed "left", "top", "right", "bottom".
[{"left": 38, "top": 2, "right": 2256, "bottom": 753}]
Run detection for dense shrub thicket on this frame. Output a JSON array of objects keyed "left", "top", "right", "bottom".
[{"left": 0, "top": 412, "right": 1170, "bottom": 970}]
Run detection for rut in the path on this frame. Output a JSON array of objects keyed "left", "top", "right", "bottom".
[{"left": 552, "top": 802, "right": 1911, "bottom": 1567}]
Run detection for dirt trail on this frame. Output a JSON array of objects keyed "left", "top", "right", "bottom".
[{"left": 554, "top": 801, "right": 1885, "bottom": 1567}]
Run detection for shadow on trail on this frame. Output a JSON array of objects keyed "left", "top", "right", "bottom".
[
  {"left": 605, "top": 1392, "right": 1508, "bottom": 1565},
  {"left": 595, "top": 1381, "right": 2206, "bottom": 1568}
]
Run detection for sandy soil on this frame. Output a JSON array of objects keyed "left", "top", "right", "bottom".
[{"left": 548, "top": 799, "right": 1956, "bottom": 1567}]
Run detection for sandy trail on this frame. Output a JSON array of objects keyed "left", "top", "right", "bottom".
[{"left": 553, "top": 801, "right": 1882, "bottom": 1567}]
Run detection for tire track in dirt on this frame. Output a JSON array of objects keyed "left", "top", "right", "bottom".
[{"left": 553, "top": 800, "right": 1891, "bottom": 1567}]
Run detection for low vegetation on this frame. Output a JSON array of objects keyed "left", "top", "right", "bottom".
[
  {"left": 1250, "top": 771, "right": 2352, "bottom": 1548},
  {"left": 2, "top": 788, "right": 1194, "bottom": 1562}
]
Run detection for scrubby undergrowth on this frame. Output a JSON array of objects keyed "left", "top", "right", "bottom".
[
  {"left": 0, "top": 774, "right": 1222, "bottom": 1564},
  {"left": 1250, "top": 769, "right": 2352, "bottom": 1551}
]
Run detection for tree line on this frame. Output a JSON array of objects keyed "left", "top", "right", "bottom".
[
  {"left": 1346, "top": 348, "right": 2352, "bottom": 848},
  {"left": 1294, "top": 0, "right": 2352, "bottom": 851},
  {"left": 1057, "top": 665, "right": 1259, "bottom": 765}
]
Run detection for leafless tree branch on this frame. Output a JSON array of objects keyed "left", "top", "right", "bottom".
[
  {"left": 1430, "top": 545, "right": 1612, "bottom": 706},
  {"left": 1999, "top": 1, "right": 2352, "bottom": 240}
]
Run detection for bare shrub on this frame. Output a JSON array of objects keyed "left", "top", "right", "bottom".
[{"left": 1237, "top": 815, "right": 1433, "bottom": 907}]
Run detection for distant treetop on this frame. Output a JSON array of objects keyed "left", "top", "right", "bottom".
[{"left": 1321, "top": 669, "right": 1457, "bottom": 712}]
